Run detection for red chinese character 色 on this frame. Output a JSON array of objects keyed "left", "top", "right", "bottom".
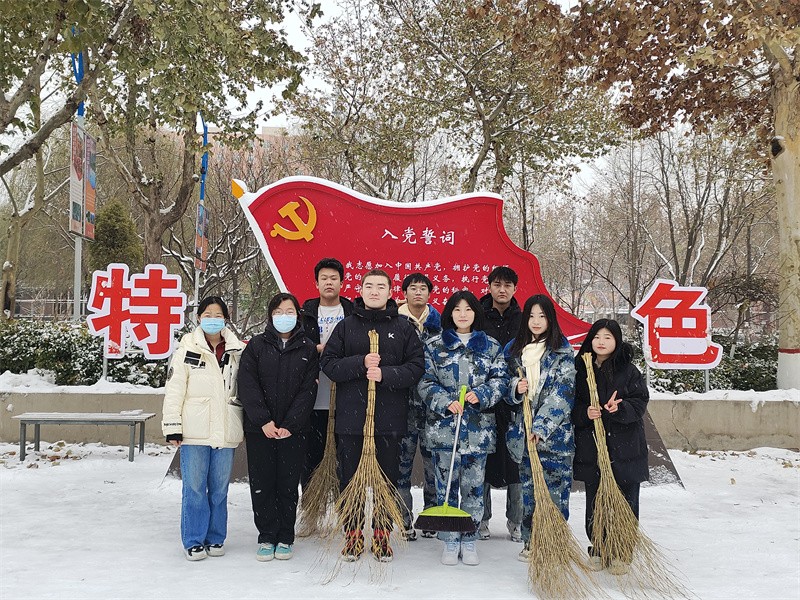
[{"left": 631, "top": 279, "right": 722, "bottom": 369}]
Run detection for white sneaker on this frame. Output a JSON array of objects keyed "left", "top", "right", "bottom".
[
  {"left": 587, "top": 555, "right": 604, "bottom": 571},
  {"left": 206, "top": 543, "right": 224, "bottom": 557},
  {"left": 185, "top": 545, "right": 208, "bottom": 561},
  {"left": 506, "top": 519, "right": 522, "bottom": 542},
  {"left": 460, "top": 540, "right": 480, "bottom": 565},
  {"left": 441, "top": 540, "right": 460, "bottom": 565},
  {"left": 478, "top": 521, "right": 490, "bottom": 540},
  {"left": 517, "top": 543, "right": 531, "bottom": 562}
]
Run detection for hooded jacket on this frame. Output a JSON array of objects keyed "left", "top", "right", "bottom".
[
  {"left": 418, "top": 328, "right": 510, "bottom": 454},
  {"left": 162, "top": 326, "right": 246, "bottom": 448},
  {"left": 503, "top": 336, "right": 576, "bottom": 463},
  {"left": 572, "top": 349, "right": 649, "bottom": 484},
  {"left": 320, "top": 298, "right": 425, "bottom": 436},
  {"left": 237, "top": 325, "right": 319, "bottom": 435}
]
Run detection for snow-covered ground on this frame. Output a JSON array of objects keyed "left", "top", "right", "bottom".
[{"left": 1, "top": 442, "right": 798, "bottom": 600}]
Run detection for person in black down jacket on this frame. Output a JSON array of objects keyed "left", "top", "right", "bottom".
[
  {"left": 573, "top": 319, "right": 649, "bottom": 575},
  {"left": 238, "top": 292, "right": 319, "bottom": 563},
  {"left": 320, "top": 269, "right": 425, "bottom": 563}
]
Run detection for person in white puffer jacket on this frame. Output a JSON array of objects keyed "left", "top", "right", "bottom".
[{"left": 162, "top": 296, "right": 245, "bottom": 562}]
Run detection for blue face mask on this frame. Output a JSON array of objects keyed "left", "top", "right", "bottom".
[
  {"left": 200, "top": 317, "right": 225, "bottom": 335},
  {"left": 272, "top": 315, "right": 297, "bottom": 334}
]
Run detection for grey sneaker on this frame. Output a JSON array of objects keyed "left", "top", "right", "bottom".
[
  {"left": 441, "top": 540, "right": 460, "bottom": 565},
  {"left": 506, "top": 519, "right": 522, "bottom": 543},
  {"left": 460, "top": 540, "right": 480, "bottom": 566},
  {"left": 478, "top": 521, "right": 490, "bottom": 540},
  {"left": 518, "top": 543, "right": 531, "bottom": 562}
]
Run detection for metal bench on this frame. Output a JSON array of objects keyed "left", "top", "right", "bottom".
[{"left": 12, "top": 412, "right": 157, "bottom": 462}]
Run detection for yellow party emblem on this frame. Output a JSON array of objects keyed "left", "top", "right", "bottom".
[{"left": 270, "top": 196, "right": 317, "bottom": 242}]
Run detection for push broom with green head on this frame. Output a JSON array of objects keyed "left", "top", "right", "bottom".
[{"left": 414, "top": 385, "right": 476, "bottom": 534}]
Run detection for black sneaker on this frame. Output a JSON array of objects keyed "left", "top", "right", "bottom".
[
  {"left": 421, "top": 530, "right": 437, "bottom": 538},
  {"left": 185, "top": 545, "right": 208, "bottom": 561}
]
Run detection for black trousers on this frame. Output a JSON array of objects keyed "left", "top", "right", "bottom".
[
  {"left": 300, "top": 409, "right": 329, "bottom": 490},
  {"left": 245, "top": 431, "right": 307, "bottom": 545},
  {"left": 336, "top": 433, "right": 401, "bottom": 532},
  {"left": 584, "top": 477, "right": 640, "bottom": 550}
]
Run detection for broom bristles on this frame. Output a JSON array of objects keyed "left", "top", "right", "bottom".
[
  {"left": 581, "top": 354, "right": 690, "bottom": 598},
  {"left": 520, "top": 368, "right": 596, "bottom": 599},
  {"left": 298, "top": 383, "right": 340, "bottom": 537}
]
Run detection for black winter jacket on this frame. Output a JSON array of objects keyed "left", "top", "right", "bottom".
[
  {"left": 300, "top": 296, "right": 355, "bottom": 346},
  {"left": 237, "top": 325, "right": 319, "bottom": 435},
  {"left": 320, "top": 298, "right": 425, "bottom": 436},
  {"left": 479, "top": 294, "right": 522, "bottom": 347},
  {"left": 572, "top": 357, "right": 649, "bottom": 484}
]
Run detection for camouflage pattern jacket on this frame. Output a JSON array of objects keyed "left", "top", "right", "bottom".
[
  {"left": 418, "top": 329, "right": 510, "bottom": 454},
  {"left": 503, "top": 336, "right": 576, "bottom": 463}
]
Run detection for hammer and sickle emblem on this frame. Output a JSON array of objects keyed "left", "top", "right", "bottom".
[{"left": 270, "top": 196, "right": 317, "bottom": 242}]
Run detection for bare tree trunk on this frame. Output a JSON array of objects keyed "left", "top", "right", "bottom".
[
  {"left": 1, "top": 79, "right": 45, "bottom": 321},
  {"left": 771, "top": 77, "right": 800, "bottom": 389}
]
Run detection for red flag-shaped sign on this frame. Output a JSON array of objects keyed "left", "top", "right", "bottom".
[{"left": 235, "top": 176, "right": 590, "bottom": 346}]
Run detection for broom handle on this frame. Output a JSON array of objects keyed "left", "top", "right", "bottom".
[
  {"left": 443, "top": 385, "right": 468, "bottom": 507},
  {"left": 518, "top": 368, "right": 544, "bottom": 473}
]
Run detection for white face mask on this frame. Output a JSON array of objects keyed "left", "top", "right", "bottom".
[{"left": 272, "top": 315, "right": 297, "bottom": 333}]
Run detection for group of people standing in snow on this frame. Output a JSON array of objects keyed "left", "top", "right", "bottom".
[{"left": 161, "top": 258, "right": 650, "bottom": 575}]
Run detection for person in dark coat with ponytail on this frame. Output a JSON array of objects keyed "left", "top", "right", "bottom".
[
  {"left": 238, "top": 293, "right": 319, "bottom": 562},
  {"left": 573, "top": 319, "right": 649, "bottom": 573}
]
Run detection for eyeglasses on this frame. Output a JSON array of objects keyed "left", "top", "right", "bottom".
[{"left": 272, "top": 310, "right": 297, "bottom": 316}]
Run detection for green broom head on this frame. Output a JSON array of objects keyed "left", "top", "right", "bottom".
[{"left": 414, "top": 386, "right": 476, "bottom": 533}]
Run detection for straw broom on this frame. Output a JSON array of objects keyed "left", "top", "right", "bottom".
[
  {"left": 582, "top": 353, "right": 689, "bottom": 598},
  {"left": 520, "top": 368, "right": 595, "bottom": 599},
  {"left": 298, "top": 383, "right": 339, "bottom": 538},
  {"left": 334, "top": 330, "right": 405, "bottom": 558}
]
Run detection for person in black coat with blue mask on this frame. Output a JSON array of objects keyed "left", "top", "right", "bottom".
[
  {"left": 238, "top": 293, "right": 319, "bottom": 563},
  {"left": 573, "top": 319, "right": 649, "bottom": 575}
]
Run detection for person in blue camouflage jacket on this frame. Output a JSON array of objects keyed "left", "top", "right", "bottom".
[
  {"left": 418, "top": 291, "right": 510, "bottom": 567},
  {"left": 397, "top": 273, "right": 441, "bottom": 540},
  {"left": 503, "top": 294, "right": 576, "bottom": 561}
]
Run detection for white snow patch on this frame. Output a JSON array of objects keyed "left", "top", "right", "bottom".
[
  {"left": 650, "top": 388, "right": 800, "bottom": 402},
  {"left": 0, "top": 444, "right": 797, "bottom": 599},
  {"left": 0, "top": 369, "right": 164, "bottom": 394}
]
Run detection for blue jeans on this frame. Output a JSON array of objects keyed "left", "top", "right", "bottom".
[{"left": 180, "top": 444, "right": 235, "bottom": 549}]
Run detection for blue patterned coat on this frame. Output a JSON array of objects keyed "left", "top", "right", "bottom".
[
  {"left": 503, "top": 337, "right": 576, "bottom": 464},
  {"left": 418, "top": 329, "right": 510, "bottom": 454}
]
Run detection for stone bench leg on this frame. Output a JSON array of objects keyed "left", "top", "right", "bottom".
[
  {"left": 139, "top": 421, "right": 146, "bottom": 454},
  {"left": 129, "top": 424, "right": 136, "bottom": 462},
  {"left": 19, "top": 422, "right": 26, "bottom": 461}
]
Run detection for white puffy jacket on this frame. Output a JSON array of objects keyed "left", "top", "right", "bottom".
[{"left": 162, "top": 327, "right": 246, "bottom": 448}]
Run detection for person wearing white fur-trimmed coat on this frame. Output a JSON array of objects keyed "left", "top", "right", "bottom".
[
  {"left": 162, "top": 296, "right": 245, "bottom": 562},
  {"left": 503, "top": 294, "right": 576, "bottom": 562}
]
